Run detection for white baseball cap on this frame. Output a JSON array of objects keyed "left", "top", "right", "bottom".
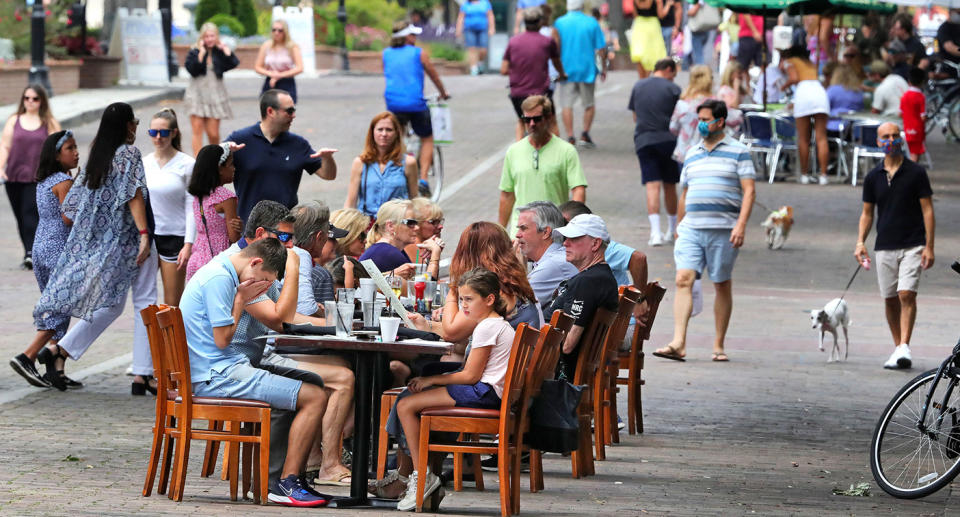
[
  {"left": 392, "top": 23, "right": 423, "bottom": 38},
  {"left": 555, "top": 214, "right": 610, "bottom": 243}
]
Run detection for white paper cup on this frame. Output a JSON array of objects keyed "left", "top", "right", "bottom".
[
  {"left": 359, "top": 278, "right": 376, "bottom": 303},
  {"left": 380, "top": 317, "right": 401, "bottom": 342}
]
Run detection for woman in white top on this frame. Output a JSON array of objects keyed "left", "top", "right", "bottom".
[
  {"left": 254, "top": 19, "right": 304, "bottom": 103},
  {"left": 143, "top": 108, "right": 196, "bottom": 304}
]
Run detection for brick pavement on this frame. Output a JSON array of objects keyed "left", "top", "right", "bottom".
[{"left": 0, "top": 71, "right": 958, "bottom": 514}]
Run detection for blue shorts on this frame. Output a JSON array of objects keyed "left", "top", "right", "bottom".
[
  {"left": 394, "top": 109, "right": 433, "bottom": 138},
  {"left": 464, "top": 28, "right": 489, "bottom": 48},
  {"left": 194, "top": 362, "right": 301, "bottom": 411},
  {"left": 636, "top": 141, "right": 680, "bottom": 184},
  {"left": 673, "top": 227, "right": 740, "bottom": 283},
  {"left": 447, "top": 382, "right": 500, "bottom": 409}
]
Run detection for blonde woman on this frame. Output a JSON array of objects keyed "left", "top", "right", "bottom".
[
  {"left": 359, "top": 199, "right": 442, "bottom": 279},
  {"left": 0, "top": 84, "right": 61, "bottom": 269},
  {"left": 404, "top": 197, "right": 443, "bottom": 260},
  {"left": 254, "top": 19, "right": 304, "bottom": 102},
  {"left": 717, "top": 61, "right": 749, "bottom": 110},
  {"left": 629, "top": 0, "right": 667, "bottom": 78},
  {"left": 184, "top": 23, "right": 239, "bottom": 155},
  {"left": 670, "top": 65, "right": 742, "bottom": 163},
  {"left": 330, "top": 208, "right": 370, "bottom": 257}
]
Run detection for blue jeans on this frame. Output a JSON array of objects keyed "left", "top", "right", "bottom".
[
  {"left": 662, "top": 26, "right": 673, "bottom": 56},
  {"left": 690, "top": 30, "right": 714, "bottom": 66}
]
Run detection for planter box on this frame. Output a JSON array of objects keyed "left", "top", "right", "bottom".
[
  {"left": 79, "top": 55, "right": 122, "bottom": 88},
  {"left": 435, "top": 59, "right": 468, "bottom": 76},
  {"left": 0, "top": 60, "right": 81, "bottom": 103}
]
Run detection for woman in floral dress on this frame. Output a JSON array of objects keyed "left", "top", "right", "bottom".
[{"left": 185, "top": 143, "right": 241, "bottom": 281}]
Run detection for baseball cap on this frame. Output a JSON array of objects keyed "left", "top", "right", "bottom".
[
  {"left": 392, "top": 23, "right": 423, "bottom": 38},
  {"left": 555, "top": 214, "right": 610, "bottom": 243},
  {"left": 328, "top": 224, "right": 348, "bottom": 240},
  {"left": 567, "top": 0, "right": 584, "bottom": 11}
]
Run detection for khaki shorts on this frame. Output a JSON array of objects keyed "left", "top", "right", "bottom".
[
  {"left": 557, "top": 81, "right": 596, "bottom": 109},
  {"left": 875, "top": 245, "right": 924, "bottom": 298}
]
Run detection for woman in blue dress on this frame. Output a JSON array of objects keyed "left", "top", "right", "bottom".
[
  {"left": 9, "top": 130, "right": 79, "bottom": 388},
  {"left": 12, "top": 103, "right": 153, "bottom": 391},
  {"left": 344, "top": 111, "right": 418, "bottom": 218}
]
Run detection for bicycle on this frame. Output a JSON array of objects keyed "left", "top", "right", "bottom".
[
  {"left": 401, "top": 94, "right": 447, "bottom": 203},
  {"left": 924, "top": 60, "right": 960, "bottom": 140},
  {"left": 870, "top": 260, "right": 960, "bottom": 499}
]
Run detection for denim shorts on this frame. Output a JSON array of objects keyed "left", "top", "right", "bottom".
[
  {"left": 674, "top": 227, "right": 740, "bottom": 283},
  {"left": 464, "top": 28, "right": 489, "bottom": 48},
  {"left": 194, "top": 362, "right": 301, "bottom": 411}
]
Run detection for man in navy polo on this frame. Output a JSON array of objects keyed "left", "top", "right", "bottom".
[{"left": 228, "top": 89, "right": 338, "bottom": 223}]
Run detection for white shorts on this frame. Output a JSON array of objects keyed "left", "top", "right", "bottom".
[
  {"left": 876, "top": 245, "right": 924, "bottom": 298},
  {"left": 792, "top": 80, "right": 830, "bottom": 118},
  {"left": 557, "top": 81, "right": 596, "bottom": 109}
]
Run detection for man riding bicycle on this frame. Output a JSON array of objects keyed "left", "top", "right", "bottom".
[{"left": 383, "top": 20, "right": 451, "bottom": 197}]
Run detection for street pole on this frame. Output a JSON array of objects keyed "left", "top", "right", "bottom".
[
  {"left": 158, "top": 0, "right": 177, "bottom": 80},
  {"left": 337, "top": 0, "right": 349, "bottom": 71},
  {"left": 27, "top": 0, "right": 53, "bottom": 95}
]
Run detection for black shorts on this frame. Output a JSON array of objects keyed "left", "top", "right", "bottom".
[
  {"left": 737, "top": 37, "right": 763, "bottom": 69},
  {"left": 393, "top": 109, "right": 433, "bottom": 138},
  {"left": 510, "top": 90, "right": 554, "bottom": 119},
  {"left": 154, "top": 234, "right": 185, "bottom": 263},
  {"left": 636, "top": 141, "right": 680, "bottom": 184}
]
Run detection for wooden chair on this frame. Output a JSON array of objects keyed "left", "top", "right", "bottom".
[
  {"left": 144, "top": 306, "right": 272, "bottom": 503},
  {"left": 568, "top": 306, "right": 617, "bottom": 478},
  {"left": 595, "top": 287, "right": 641, "bottom": 457},
  {"left": 414, "top": 324, "right": 542, "bottom": 515},
  {"left": 614, "top": 282, "right": 667, "bottom": 436}
]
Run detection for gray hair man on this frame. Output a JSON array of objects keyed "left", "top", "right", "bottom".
[
  {"left": 288, "top": 200, "right": 347, "bottom": 316},
  {"left": 515, "top": 201, "right": 578, "bottom": 309}
]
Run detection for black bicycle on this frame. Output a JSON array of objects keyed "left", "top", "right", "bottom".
[
  {"left": 924, "top": 60, "right": 960, "bottom": 140},
  {"left": 870, "top": 261, "right": 960, "bottom": 498}
]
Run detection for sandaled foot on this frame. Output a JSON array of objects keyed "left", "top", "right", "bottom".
[
  {"left": 712, "top": 352, "right": 729, "bottom": 362},
  {"left": 368, "top": 470, "right": 408, "bottom": 499},
  {"left": 653, "top": 344, "right": 686, "bottom": 362},
  {"left": 314, "top": 467, "right": 352, "bottom": 486}
]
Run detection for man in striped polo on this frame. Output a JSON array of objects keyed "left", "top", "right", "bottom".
[{"left": 653, "top": 99, "right": 755, "bottom": 363}]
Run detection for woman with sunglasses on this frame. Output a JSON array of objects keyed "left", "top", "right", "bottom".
[
  {"left": 0, "top": 84, "right": 61, "bottom": 270},
  {"left": 330, "top": 208, "right": 371, "bottom": 258},
  {"left": 143, "top": 108, "right": 195, "bottom": 305},
  {"left": 345, "top": 111, "right": 419, "bottom": 218},
  {"left": 23, "top": 103, "right": 154, "bottom": 392},
  {"left": 184, "top": 22, "right": 239, "bottom": 156},
  {"left": 359, "top": 199, "right": 442, "bottom": 279},
  {"left": 185, "top": 143, "right": 241, "bottom": 281},
  {"left": 254, "top": 19, "right": 303, "bottom": 102},
  {"left": 403, "top": 196, "right": 443, "bottom": 261}
]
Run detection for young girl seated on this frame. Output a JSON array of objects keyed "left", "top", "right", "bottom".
[{"left": 373, "top": 267, "right": 516, "bottom": 511}]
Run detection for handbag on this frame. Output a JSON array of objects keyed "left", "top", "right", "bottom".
[
  {"left": 524, "top": 379, "right": 583, "bottom": 453},
  {"left": 687, "top": 3, "right": 721, "bottom": 33}
]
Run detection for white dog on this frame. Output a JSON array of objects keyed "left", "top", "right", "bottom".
[
  {"left": 810, "top": 298, "right": 850, "bottom": 362},
  {"left": 760, "top": 206, "right": 794, "bottom": 250}
]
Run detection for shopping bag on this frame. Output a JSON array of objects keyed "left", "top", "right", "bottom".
[
  {"left": 524, "top": 379, "right": 583, "bottom": 453},
  {"left": 427, "top": 99, "right": 454, "bottom": 146}
]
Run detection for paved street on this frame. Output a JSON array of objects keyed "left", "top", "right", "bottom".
[{"left": 0, "top": 70, "right": 958, "bottom": 515}]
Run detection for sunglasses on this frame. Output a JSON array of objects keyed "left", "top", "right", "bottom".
[
  {"left": 521, "top": 115, "right": 544, "bottom": 124},
  {"left": 272, "top": 28, "right": 285, "bottom": 33},
  {"left": 359, "top": 231, "right": 367, "bottom": 241},
  {"left": 23, "top": 95, "right": 40, "bottom": 102},
  {"left": 401, "top": 218, "right": 419, "bottom": 227},
  {"left": 277, "top": 106, "right": 296, "bottom": 115},
  {"left": 265, "top": 227, "right": 294, "bottom": 243},
  {"left": 532, "top": 149, "right": 539, "bottom": 171},
  {"left": 147, "top": 129, "right": 172, "bottom": 138},
  {"left": 424, "top": 218, "right": 444, "bottom": 226}
]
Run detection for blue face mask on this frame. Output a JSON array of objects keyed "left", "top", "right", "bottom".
[
  {"left": 879, "top": 137, "right": 903, "bottom": 155},
  {"left": 698, "top": 119, "right": 718, "bottom": 138}
]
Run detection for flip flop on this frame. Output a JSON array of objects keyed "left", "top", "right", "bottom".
[
  {"left": 653, "top": 346, "right": 686, "bottom": 362},
  {"left": 712, "top": 352, "right": 729, "bottom": 362},
  {"left": 315, "top": 471, "right": 352, "bottom": 487}
]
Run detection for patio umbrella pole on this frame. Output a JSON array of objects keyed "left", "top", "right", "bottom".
[{"left": 763, "top": 14, "right": 767, "bottom": 109}]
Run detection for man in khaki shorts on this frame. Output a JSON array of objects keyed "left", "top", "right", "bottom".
[
  {"left": 554, "top": 0, "right": 606, "bottom": 147},
  {"left": 854, "top": 121, "right": 935, "bottom": 370}
]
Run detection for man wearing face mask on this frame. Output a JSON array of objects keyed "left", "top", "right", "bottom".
[
  {"left": 854, "top": 122, "right": 935, "bottom": 370},
  {"left": 937, "top": 10, "right": 960, "bottom": 71},
  {"left": 654, "top": 99, "right": 755, "bottom": 363}
]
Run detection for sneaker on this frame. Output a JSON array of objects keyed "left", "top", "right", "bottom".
[
  {"left": 480, "top": 453, "right": 529, "bottom": 472},
  {"left": 125, "top": 365, "right": 134, "bottom": 376},
  {"left": 62, "top": 375, "right": 84, "bottom": 390},
  {"left": 648, "top": 233, "right": 663, "bottom": 247},
  {"left": 567, "top": 136, "right": 576, "bottom": 146},
  {"left": 800, "top": 174, "right": 812, "bottom": 185},
  {"left": 10, "top": 354, "right": 51, "bottom": 388},
  {"left": 418, "top": 178, "right": 431, "bottom": 198},
  {"left": 268, "top": 475, "right": 329, "bottom": 507},
  {"left": 470, "top": 65, "right": 479, "bottom": 76},
  {"left": 617, "top": 416, "right": 626, "bottom": 430},
  {"left": 299, "top": 475, "right": 334, "bottom": 501},
  {"left": 21, "top": 255, "right": 33, "bottom": 270},
  {"left": 579, "top": 131, "right": 596, "bottom": 148},
  {"left": 396, "top": 469, "right": 440, "bottom": 511},
  {"left": 662, "top": 231, "right": 675, "bottom": 245},
  {"left": 884, "top": 344, "right": 913, "bottom": 370},
  {"left": 818, "top": 175, "right": 829, "bottom": 186}
]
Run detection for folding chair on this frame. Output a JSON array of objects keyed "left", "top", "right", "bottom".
[
  {"left": 771, "top": 115, "right": 803, "bottom": 183},
  {"left": 850, "top": 120, "right": 885, "bottom": 186},
  {"left": 740, "top": 111, "right": 777, "bottom": 182}
]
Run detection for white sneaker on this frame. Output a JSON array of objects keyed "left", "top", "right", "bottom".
[
  {"left": 884, "top": 344, "right": 913, "bottom": 369},
  {"left": 662, "top": 231, "right": 675, "bottom": 245},
  {"left": 800, "top": 174, "right": 812, "bottom": 184},
  {"left": 648, "top": 233, "right": 664, "bottom": 247},
  {"left": 818, "top": 175, "right": 829, "bottom": 186},
  {"left": 396, "top": 469, "right": 440, "bottom": 511}
]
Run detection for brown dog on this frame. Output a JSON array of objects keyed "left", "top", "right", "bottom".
[{"left": 760, "top": 205, "right": 794, "bottom": 250}]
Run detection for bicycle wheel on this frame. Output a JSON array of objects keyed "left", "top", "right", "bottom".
[
  {"left": 870, "top": 368, "right": 960, "bottom": 499},
  {"left": 429, "top": 146, "right": 443, "bottom": 202},
  {"left": 925, "top": 92, "right": 942, "bottom": 134},
  {"left": 948, "top": 98, "right": 960, "bottom": 141}
]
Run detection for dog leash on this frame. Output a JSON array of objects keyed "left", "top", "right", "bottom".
[{"left": 838, "top": 264, "right": 862, "bottom": 302}]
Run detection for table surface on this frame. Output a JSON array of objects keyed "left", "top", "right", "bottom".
[{"left": 272, "top": 334, "right": 455, "bottom": 355}]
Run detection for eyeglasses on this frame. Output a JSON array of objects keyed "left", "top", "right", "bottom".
[
  {"left": 23, "top": 96, "right": 40, "bottom": 102},
  {"left": 521, "top": 115, "right": 544, "bottom": 124},
  {"left": 265, "top": 227, "right": 294, "bottom": 243},
  {"left": 147, "top": 129, "right": 172, "bottom": 138},
  {"left": 532, "top": 149, "right": 539, "bottom": 171},
  {"left": 401, "top": 218, "right": 419, "bottom": 227},
  {"left": 272, "top": 28, "right": 285, "bottom": 33}
]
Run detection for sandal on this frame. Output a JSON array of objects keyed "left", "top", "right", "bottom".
[
  {"left": 37, "top": 345, "right": 69, "bottom": 391},
  {"left": 712, "top": 352, "right": 730, "bottom": 362},
  {"left": 314, "top": 470, "right": 352, "bottom": 487},
  {"left": 653, "top": 345, "right": 686, "bottom": 362}
]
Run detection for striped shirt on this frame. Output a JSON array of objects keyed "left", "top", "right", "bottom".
[{"left": 679, "top": 136, "right": 756, "bottom": 230}]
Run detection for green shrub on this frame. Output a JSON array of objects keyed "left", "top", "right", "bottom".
[
  {"left": 316, "top": 0, "right": 405, "bottom": 36},
  {"left": 230, "top": 0, "right": 258, "bottom": 37},
  {"left": 195, "top": 0, "right": 231, "bottom": 31},
  {"left": 426, "top": 41, "right": 464, "bottom": 62},
  {"left": 206, "top": 13, "right": 245, "bottom": 36}
]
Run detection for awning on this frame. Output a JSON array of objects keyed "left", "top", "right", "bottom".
[{"left": 705, "top": 0, "right": 897, "bottom": 15}]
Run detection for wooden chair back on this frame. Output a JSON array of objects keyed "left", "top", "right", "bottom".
[
  {"left": 548, "top": 310, "right": 575, "bottom": 335},
  {"left": 572, "top": 306, "right": 617, "bottom": 386},
  {"left": 156, "top": 307, "right": 194, "bottom": 409},
  {"left": 498, "top": 323, "right": 542, "bottom": 429},
  {"left": 636, "top": 282, "right": 666, "bottom": 342}
]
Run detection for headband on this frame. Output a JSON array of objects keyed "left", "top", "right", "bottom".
[
  {"left": 55, "top": 130, "right": 73, "bottom": 153},
  {"left": 218, "top": 141, "right": 233, "bottom": 166}
]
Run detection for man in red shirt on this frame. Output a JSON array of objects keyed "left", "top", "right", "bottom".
[{"left": 900, "top": 66, "right": 926, "bottom": 161}]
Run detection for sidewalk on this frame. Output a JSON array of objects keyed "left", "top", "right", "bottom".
[{"left": 0, "top": 84, "right": 185, "bottom": 128}]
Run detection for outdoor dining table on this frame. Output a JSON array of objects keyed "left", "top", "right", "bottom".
[{"left": 272, "top": 334, "right": 454, "bottom": 508}]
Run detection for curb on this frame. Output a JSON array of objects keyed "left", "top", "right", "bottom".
[{"left": 59, "top": 86, "right": 186, "bottom": 127}]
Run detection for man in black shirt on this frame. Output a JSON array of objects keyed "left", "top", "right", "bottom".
[
  {"left": 887, "top": 14, "right": 929, "bottom": 70},
  {"left": 937, "top": 10, "right": 960, "bottom": 68},
  {"left": 855, "top": 122, "right": 935, "bottom": 371},
  {"left": 544, "top": 213, "right": 619, "bottom": 380}
]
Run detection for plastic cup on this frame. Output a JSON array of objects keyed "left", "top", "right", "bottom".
[
  {"left": 373, "top": 300, "right": 385, "bottom": 325},
  {"left": 407, "top": 263, "right": 428, "bottom": 277},
  {"left": 380, "top": 317, "right": 401, "bottom": 342},
  {"left": 337, "top": 288, "right": 356, "bottom": 306},
  {"left": 324, "top": 301, "right": 337, "bottom": 326},
  {"left": 335, "top": 302, "right": 354, "bottom": 337},
  {"left": 362, "top": 300, "right": 376, "bottom": 327},
  {"left": 358, "top": 278, "right": 376, "bottom": 303}
]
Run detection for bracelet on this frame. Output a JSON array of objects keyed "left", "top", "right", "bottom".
[
  {"left": 138, "top": 229, "right": 148, "bottom": 235},
  {"left": 856, "top": 241, "right": 864, "bottom": 246}
]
